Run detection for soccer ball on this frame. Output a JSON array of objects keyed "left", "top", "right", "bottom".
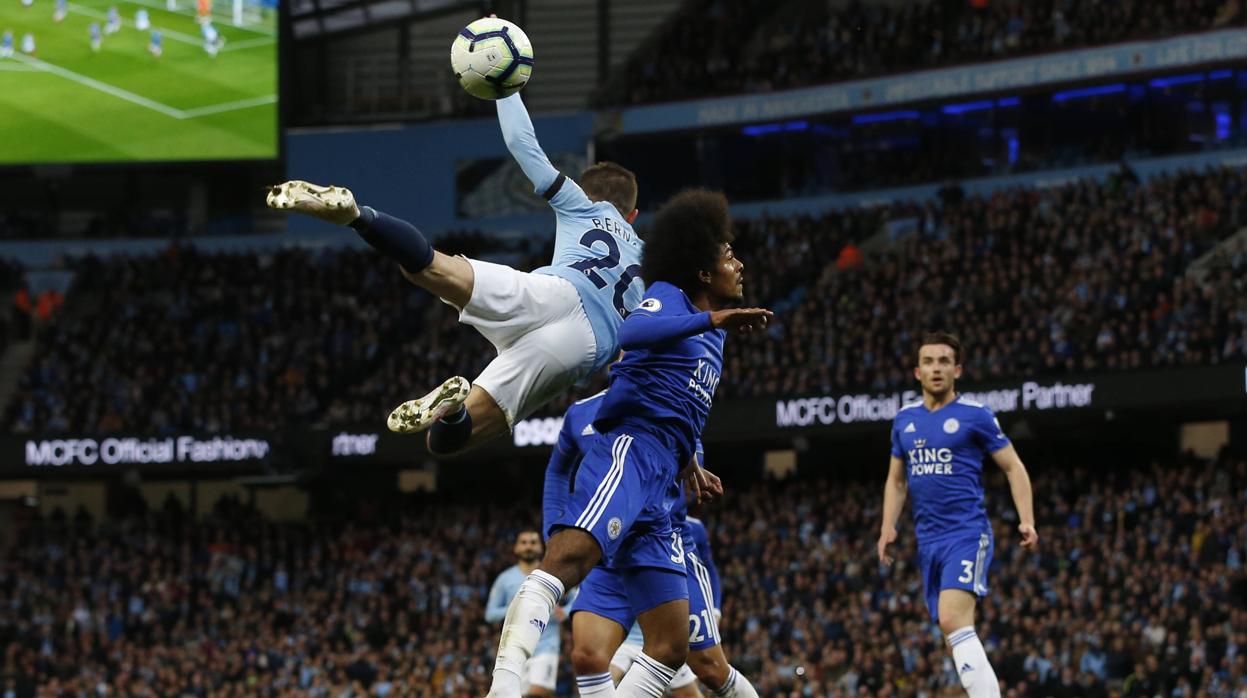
[{"left": 450, "top": 17, "right": 534, "bottom": 100}]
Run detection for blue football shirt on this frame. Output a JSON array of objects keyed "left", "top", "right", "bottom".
[
  {"left": 593, "top": 282, "right": 726, "bottom": 467},
  {"left": 890, "top": 394, "right": 1010, "bottom": 544}
]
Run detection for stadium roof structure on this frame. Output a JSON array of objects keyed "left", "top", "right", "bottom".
[{"left": 290, "top": 0, "right": 474, "bottom": 38}]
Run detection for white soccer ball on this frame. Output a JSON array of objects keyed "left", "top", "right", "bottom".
[{"left": 450, "top": 17, "right": 534, "bottom": 100}]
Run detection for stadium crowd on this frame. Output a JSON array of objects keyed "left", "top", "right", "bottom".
[
  {"left": 0, "top": 233, "right": 542, "bottom": 435},
  {"left": 1, "top": 454, "right": 1244, "bottom": 697},
  {"left": 0, "top": 258, "right": 25, "bottom": 353},
  {"left": 6, "top": 165, "right": 1244, "bottom": 434},
  {"left": 719, "top": 165, "right": 1247, "bottom": 398},
  {"left": 598, "top": 0, "right": 1243, "bottom": 106}
]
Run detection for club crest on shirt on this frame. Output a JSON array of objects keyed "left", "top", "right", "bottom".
[
  {"left": 607, "top": 517, "right": 623, "bottom": 540},
  {"left": 943, "top": 418, "right": 960, "bottom": 434}
]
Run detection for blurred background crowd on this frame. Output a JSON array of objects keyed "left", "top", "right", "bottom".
[{"left": 2, "top": 455, "right": 1244, "bottom": 697}]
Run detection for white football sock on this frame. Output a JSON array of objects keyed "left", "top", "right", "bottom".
[
  {"left": 616, "top": 652, "right": 677, "bottom": 697},
  {"left": 711, "top": 667, "right": 760, "bottom": 698},
  {"left": 947, "top": 626, "right": 1001, "bottom": 698},
  {"left": 489, "top": 570, "right": 563, "bottom": 695},
  {"left": 576, "top": 672, "right": 616, "bottom": 697}
]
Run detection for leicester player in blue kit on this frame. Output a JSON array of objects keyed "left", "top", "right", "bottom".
[
  {"left": 267, "top": 92, "right": 644, "bottom": 456},
  {"left": 486, "top": 530, "right": 576, "bottom": 697},
  {"left": 604, "top": 485, "right": 752, "bottom": 698},
  {"left": 877, "top": 332, "right": 1038, "bottom": 698},
  {"left": 484, "top": 189, "right": 771, "bottom": 698},
  {"left": 544, "top": 392, "right": 755, "bottom": 697}
]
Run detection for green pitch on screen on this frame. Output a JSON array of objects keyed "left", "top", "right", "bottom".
[{"left": 0, "top": 0, "right": 276, "bottom": 163}]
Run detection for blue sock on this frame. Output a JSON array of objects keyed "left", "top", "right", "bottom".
[
  {"left": 349, "top": 206, "right": 434, "bottom": 273},
  {"left": 428, "top": 406, "right": 472, "bottom": 454}
]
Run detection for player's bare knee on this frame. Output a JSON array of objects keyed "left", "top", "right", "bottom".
[
  {"left": 938, "top": 608, "right": 975, "bottom": 636},
  {"left": 687, "top": 649, "right": 729, "bottom": 687},
  {"left": 939, "top": 616, "right": 961, "bottom": 636},
  {"left": 401, "top": 251, "right": 474, "bottom": 309},
  {"left": 642, "top": 638, "right": 687, "bottom": 670},
  {"left": 571, "top": 644, "right": 612, "bottom": 675}
]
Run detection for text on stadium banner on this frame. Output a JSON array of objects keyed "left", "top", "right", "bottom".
[
  {"left": 774, "top": 381, "right": 1095, "bottom": 428},
  {"left": 24, "top": 436, "right": 270, "bottom": 467},
  {"left": 330, "top": 432, "right": 379, "bottom": 457}
]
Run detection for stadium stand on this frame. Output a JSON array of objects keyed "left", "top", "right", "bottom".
[
  {"left": 6, "top": 166, "right": 1244, "bottom": 433},
  {"left": 597, "top": 0, "right": 1243, "bottom": 106},
  {"left": 0, "top": 259, "right": 24, "bottom": 353},
  {"left": 0, "top": 454, "right": 1243, "bottom": 697}
]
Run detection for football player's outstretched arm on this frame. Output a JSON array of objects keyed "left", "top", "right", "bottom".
[
  {"left": 991, "top": 444, "right": 1038, "bottom": 548},
  {"left": 617, "top": 307, "right": 773, "bottom": 350},
  {"left": 496, "top": 93, "right": 562, "bottom": 197},
  {"left": 877, "top": 455, "right": 907, "bottom": 565}
]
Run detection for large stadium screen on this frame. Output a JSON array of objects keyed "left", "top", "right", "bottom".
[{"left": 0, "top": 0, "right": 277, "bottom": 164}]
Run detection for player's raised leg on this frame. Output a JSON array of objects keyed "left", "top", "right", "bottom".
[
  {"left": 265, "top": 181, "right": 472, "bottom": 306},
  {"left": 488, "top": 425, "right": 682, "bottom": 697},
  {"left": 488, "top": 528, "right": 599, "bottom": 698},
  {"left": 266, "top": 180, "right": 511, "bottom": 448}
]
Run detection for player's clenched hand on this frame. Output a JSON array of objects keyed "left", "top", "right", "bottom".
[
  {"left": 877, "top": 527, "right": 897, "bottom": 565},
  {"left": 1018, "top": 523, "right": 1038, "bottom": 549},
  {"left": 710, "top": 308, "right": 773, "bottom": 335},
  {"left": 700, "top": 468, "right": 723, "bottom": 502},
  {"left": 680, "top": 460, "right": 717, "bottom": 503}
]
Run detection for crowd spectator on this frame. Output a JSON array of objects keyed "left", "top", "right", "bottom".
[
  {"left": 1, "top": 455, "right": 1244, "bottom": 696},
  {"left": 721, "top": 165, "right": 1247, "bottom": 398},
  {"left": 5, "top": 166, "right": 1246, "bottom": 434},
  {"left": 0, "top": 259, "right": 26, "bottom": 353},
  {"left": 598, "top": 0, "right": 1243, "bottom": 107}
]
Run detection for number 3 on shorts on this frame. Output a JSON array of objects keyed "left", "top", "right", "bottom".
[
  {"left": 669, "top": 532, "right": 685, "bottom": 565},
  {"left": 958, "top": 559, "right": 974, "bottom": 583}
]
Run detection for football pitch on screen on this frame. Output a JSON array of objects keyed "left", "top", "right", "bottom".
[{"left": 0, "top": 0, "right": 276, "bottom": 163}]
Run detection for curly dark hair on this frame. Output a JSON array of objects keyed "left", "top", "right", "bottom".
[{"left": 640, "top": 188, "right": 734, "bottom": 295}]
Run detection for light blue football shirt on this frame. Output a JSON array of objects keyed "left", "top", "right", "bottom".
[{"left": 497, "top": 94, "right": 644, "bottom": 372}]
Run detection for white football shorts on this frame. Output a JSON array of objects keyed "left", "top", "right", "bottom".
[
  {"left": 522, "top": 652, "right": 559, "bottom": 693},
  {"left": 458, "top": 259, "right": 598, "bottom": 428}
]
